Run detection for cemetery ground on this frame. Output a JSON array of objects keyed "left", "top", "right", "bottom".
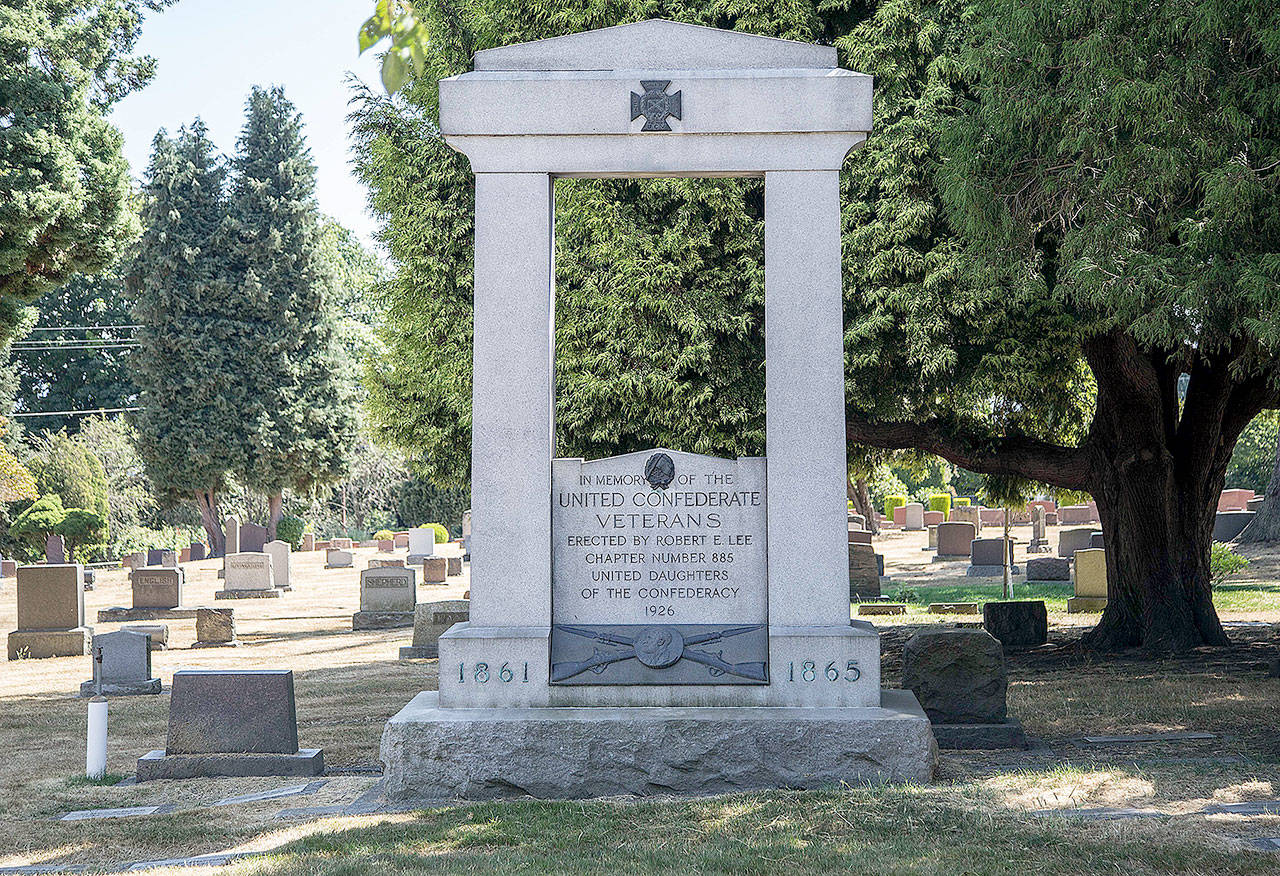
[{"left": 0, "top": 536, "right": 1277, "bottom": 873}]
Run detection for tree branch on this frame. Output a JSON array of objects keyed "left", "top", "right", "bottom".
[{"left": 845, "top": 415, "right": 1092, "bottom": 492}]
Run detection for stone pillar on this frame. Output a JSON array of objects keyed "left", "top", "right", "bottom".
[
  {"left": 764, "top": 170, "right": 849, "bottom": 627},
  {"left": 469, "top": 172, "right": 554, "bottom": 628}
]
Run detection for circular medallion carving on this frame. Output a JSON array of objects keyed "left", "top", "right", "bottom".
[{"left": 633, "top": 625, "right": 685, "bottom": 668}]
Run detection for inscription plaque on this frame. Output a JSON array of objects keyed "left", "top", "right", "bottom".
[{"left": 551, "top": 448, "right": 767, "bottom": 684}]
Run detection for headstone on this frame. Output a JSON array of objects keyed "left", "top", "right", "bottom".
[
  {"left": 193, "top": 607, "right": 236, "bottom": 648},
  {"left": 1044, "top": 511, "right": 1058, "bottom": 526},
  {"left": 936, "top": 521, "right": 977, "bottom": 558},
  {"left": 179, "top": 547, "right": 191, "bottom": 563},
  {"left": 1248, "top": 496, "right": 1265, "bottom": 513},
  {"left": 1213, "top": 510, "right": 1255, "bottom": 542},
  {"left": 847, "top": 512, "right": 865, "bottom": 529},
  {"left": 331, "top": 537, "right": 353, "bottom": 550},
  {"left": 421, "top": 556, "right": 447, "bottom": 583},
  {"left": 80, "top": 630, "right": 160, "bottom": 696},
  {"left": 378, "top": 21, "right": 935, "bottom": 800},
  {"left": 407, "top": 527, "right": 435, "bottom": 562},
  {"left": 369, "top": 557, "right": 406, "bottom": 568},
  {"left": 216, "top": 552, "right": 278, "bottom": 599},
  {"left": 130, "top": 566, "right": 184, "bottom": 610},
  {"left": 7, "top": 564, "right": 91, "bottom": 659},
  {"left": 948, "top": 505, "right": 982, "bottom": 535},
  {"left": 848, "top": 541, "right": 880, "bottom": 599},
  {"left": 1029, "top": 499, "right": 1056, "bottom": 515},
  {"left": 1089, "top": 531, "right": 1104, "bottom": 549},
  {"left": 394, "top": 531, "right": 410, "bottom": 549},
  {"left": 239, "top": 522, "right": 268, "bottom": 553},
  {"left": 136, "top": 669, "right": 323, "bottom": 779},
  {"left": 967, "top": 537, "right": 1018, "bottom": 578},
  {"left": 378, "top": 539, "right": 395, "bottom": 552},
  {"left": 0, "top": 558, "right": 14, "bottom": 577},
  {"left": 1068, "top": 548, "right": 1108, "bottom": 612},
  {"left": 1028, "top": 505, "right": 1048, "bottom": 553},
  {"left": 447, "top": 556, "right": 462, "bottom": 576},
  {"left": 146, "top": 548, "right": 164, "bottom": 566},
  {"left": 983, "top": 601, "right": 1047, "bottom": 649},
  {"left": 891, "top": 505, "right": 908, "bottom": 527},
  {"left": 857, "top": 603, "right": 905, "bottom": 615},
  {"left": 848, "top": 527, "right": 872, "bottom": 545},
  {"left": 265, "top": 540, "right": 292, "bottom": 591},
  {"left": 353, "top": 566, "right": 418, "bottom": 629},
  {"left": 926, "top": 525, "right": 938, "bottom": 550},
  {"left": 1025, "top": 556, "right": 1070, "bottom": 582},
  {"left": 1218, "top": 489, "right": 1254, "bottom": 512},
  {"left": 123, "top": 623, "right": 169, "bottom": 650},
  {"left": 902, "top": 502, "right": 925, "bottom": 531},
  {"left": 301, "top": 533, "right": 315, "bottom": 551},
  {"left": 400, "top": 599, "right": 470, "bottom": 659},
  {"left": 901, "top": 629, "right": 1025, "bottom": 748},
  {"left": 123, "top": 551, "right": 146, "bottom": 570},
  {"left": 978, "top": 508, "right": 1004, "bottom": 527},
  {"left": 1057, "top": 527, "right": 1095, "bottom": 558},
  {"left": 224, "top": 515, "right": 241, "bottom": 554},
  {"left": 927, "top": 602, "right": 980, "bottom": 614},
  {"left": 1059, "top": 504, "right": 1095, "bottom": 525},
  {"left": 922, "top": 510, "right": 944, "bottom": 528},
  {"left": 46, "top": 533, "right": 66, "bottom": 564},
  {"left": 83, "top": 568, "right": 95, "bottom": 589},
  {"left": 190, "top": 542, "right": 207, "bottom": 562},
  {"left": 314, "top": 539, "right": 330, "bottom": 550},
  {"left": 325, "top": 548, "right": 353, "bottom": 569}
]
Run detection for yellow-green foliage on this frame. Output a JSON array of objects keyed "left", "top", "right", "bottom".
[
  {"left": 928, "top": 494, "right": 952, "bottom": 515},
  {"left": 955, "top": 498, "right": 971, "bottom": 506},
  {"left": 428, "top": 523, "right": 449, "bottom": 543},
  {"left": 884, "top": 495, "right": 907, "bottom": 519},
  {"left": 374, "top": 529, "right": 395, "bottom": 541}
]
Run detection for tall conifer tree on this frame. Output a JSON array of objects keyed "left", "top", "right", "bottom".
[
  {"left": 227, "top": 87, "right": 356, "bottom": 538},
  {"left": 130, "top": 122, "right": 242, "bottom": 553}
]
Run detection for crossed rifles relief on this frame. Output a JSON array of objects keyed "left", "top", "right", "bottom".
[{"left": 551, "top": 623, "right": 766, "bottom": 682}]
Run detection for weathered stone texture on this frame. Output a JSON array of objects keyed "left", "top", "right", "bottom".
[{"left": 901, "top": 629, "right": 1007, "bottom": 724}]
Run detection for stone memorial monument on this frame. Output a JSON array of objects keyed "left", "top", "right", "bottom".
[
  {"left": 215, "top": 552, "right": 278, "bottom": 599},
  {"left": 379, "top": 21, "right": 934, "bottom": 800},
  {"left": 80, "top": 629, "right": 160, "bottom": 696},
  {"left": 1068, "top": 547, "right": 1109, "bottom": 612},
  {"left": 224, "top": 515, "right": 240, "bottom": 555},
  {"left": 7, "top": 564, "right": 91, "bottom": 659},
  {"left": 400, "top": 599, "right": 471, "bottom": 659},
  {"left": 131, "top": 566, "right": 184, "bottom": 610},
  {"left": 192, "top": 607, "right": 237, "bottom": 648},
  {"left": 265, "top": 540, "right": 292, "bottom": 591},
  {"left": 407, "top": 527, "right": 436, "bottom": 563},
  {"left": 137, "top": 669, "right": 322, "bottom": 779},
  {"left": 353, "top": 566, "right": 417, "bottom": 630},
  {"left": 239, "top": 522, "right": 268, "bottom": 553},
  {"left": 325, "top": 548, "right": 354, "bottom": 569}
]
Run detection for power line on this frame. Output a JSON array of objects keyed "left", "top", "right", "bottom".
[
  {"left": 29, "top": 325, "right": 141, "bottom": 332},
  {"left": 10, "top": 342, "right": 140, "bottom": 351},
  {"left": 11, "top": 406, "right": 139, "bottom": 418}
]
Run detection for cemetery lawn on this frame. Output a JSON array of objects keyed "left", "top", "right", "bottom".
[{"left": 0, "top": 536, "right": 1277, "bottom": 873}]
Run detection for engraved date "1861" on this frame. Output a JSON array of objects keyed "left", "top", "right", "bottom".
[
  {"left": 787, "top": 660, "right": 861, "bottom": 682},
  {"left": 458, "top": 661, "right": 530, "bottom": 684}
]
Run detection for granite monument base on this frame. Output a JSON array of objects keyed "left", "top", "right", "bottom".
[
  {"left": 97, "top": 607, "right": 199, "bottom": 622},
  {"left": 1067, "top": 596, "right": 1108, "bottom": 613},
  {"left": 931, "top": 718, "right": 1028, "bottom": 750},
  {"left": 136, "top": 748, "right": 324, "bottom": 780},
  {"left": 7, "top": 627, "right": 92, "bottom": 660},
  {"left": 399, "top": 645, "right": 436, "bottom": 659},
  {"left": 381, "top": 690, "right": 936, "bottom": 800},
  {"left": 79, "top": 677, "right": 162, "bottom": 697},
  {"left": 214, "top": 589, "right": 281, "bottom": 600},
  {"left": 352, "top": 610, "right": 415, "bottom": 631}
]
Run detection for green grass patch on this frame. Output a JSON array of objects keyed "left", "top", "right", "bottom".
[
  {"left": 885, "top": 582, "right": 1073, "bottom": 612},
  {"left": 227, "top": 788, "right": 1279, "bottom": 876},
  {"left": 1210, "top": 581, "right": 1280, "bottom": 612}
]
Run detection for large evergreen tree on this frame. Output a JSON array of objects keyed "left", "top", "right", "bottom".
[
  {"left": 129, "top": 122, "right": 243, "bottom": 554},
  {"left": 0, "top": 0, "right": 167, "bottom": 341},
  {"left": 227, "top": 87, "right": 357, "bottom": 539}
]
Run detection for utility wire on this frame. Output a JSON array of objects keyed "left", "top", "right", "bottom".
[
  {"left": 29, "top": 325, "right": 141, "bottom": 332},
  {"left": 11, "top": 406, "right": 140, "bottom": 418},
  {"left": 10, "top": 342, "right": 140, "bottom": 351}
]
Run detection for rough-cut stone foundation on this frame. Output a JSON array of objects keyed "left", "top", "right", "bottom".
[{"left": 380, "top": 690, "right": 936, "bottom": 800}]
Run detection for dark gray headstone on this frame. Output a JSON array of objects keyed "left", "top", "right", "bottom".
[
  {"left": 902, "top": 629, "right": 1007, "bottom": 724},
  {"left": 190, "top": 542, "right": 207, "bottom": 562},
  {"left": 983, "top": 600, "right": 1048, "bottom": 649},
  {"left": 1089, "top": 531, "right": 1104, "bottom": 549},
  {"left": 239, "top": 523, "right": 269, "bottom": 553},
  {"left": 93, "top": 630, "right": 152, "bottom": 686},
  {"left": 131, "top": 567, "right": 183, "bottom": 609},
  {"left": 1026, "top": 556, "right": 1070, "bottom": 581},
  {"left": 1213, "top": 511, "right": 1255, "bottom": 542},
  {"left": 847, "top": 542, "right": 880, "bottom": 599},
  {"left": 970, "top": 538, "right": 1014, "bottom": 567},
  {"left": 165, "top": 669, "right": 299, "bottom": 755},
  {"left": 146, "top": 548, "right": 165, "bottom": 566},
  {"left": 46, "top": 533, "right": 66, "bottom": 564}
]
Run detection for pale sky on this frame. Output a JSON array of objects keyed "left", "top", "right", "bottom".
[{"left": 108, "top": 0, "right": 385, "bottom": 248}]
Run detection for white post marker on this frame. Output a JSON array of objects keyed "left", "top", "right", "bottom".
[{"left": 86, "top": 695, "right": 107, "bottom": 779}]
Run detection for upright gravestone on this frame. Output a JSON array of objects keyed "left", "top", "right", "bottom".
[
  {"left": 325, "top": 548, "right": 354, "bottom": 569},
  {"left": 239, "top": 522, "right": 268, "bottom": 553},
  {"left": 80, "top": 629, "right": 160, "bottom": 696},
  {"left": 353, "top": 566, "right": 417, "bottom": 629},
  {"left": 407, "top": 527, "right": 436, "bottom": 563},
  {"left": 131, "top": 566, "right": 184, "bottom": 610},
  {"left": 379, "top": 20, "right": 934, "bottom": 801},
  {"left": 1068, "top": 548, "right": 1109, "bottom": 612},
  {"left": 1028, "top": 505, "right": 1048, "bottom": 553},
  {"left": 46, "top": 534, "right": 67, "bottom": 564},
  {"left": 967, "top": 538, "right": 1018, "bottom": 577},
  {"left": 7, "top": 564, "right": 91, "bottom": 659},
  {"left": 215, "top": 553, "right": 278, "bottom": 599},
  {"left": 935, "top": 522, "right": 976, "bottom": 559},
  {"left": 948, "top": 505, "right": 982, "bottom": 535},
  {"left": 401, "top": 599, "right": 471, "bottom": 659},
  {"left": 461, "top": 509, "right": 472, "bottom": 557},
  {"left": 265, "top": 540, "right": 292, "bottom": 591},
  {"left": 136, "top": 669, "right": 322, "bottom": 779},
  {"left": 193, "top": 608, "right": 237, "bottom": 648},
  {"left": 1057, "top": 527, "right": 1095, "bottom": 559},
  {"left": 224, "top": 515, "right": 241, "bottom": 555},
  {"left": 189, "top": 541, "right": 207, "bottom": 562},
  {"left": 301, "top": 532, "right": 315, "bottom": 552},
  {"left": 901, "top": 503, "right": 925, "bottom": 531}
]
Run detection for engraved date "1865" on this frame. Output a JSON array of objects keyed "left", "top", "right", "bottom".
[
  {"left": 787, "top": 660, "right": 861, "bottom": 682},
  {"left": 458, "top": 661, "right": 530, "bottom": 684}
]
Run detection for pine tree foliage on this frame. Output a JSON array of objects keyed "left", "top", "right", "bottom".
[
  {"left": 227, "top": 87, "right": 357, "bottom": 503},
  {"left": 129, "top": 121, "right": 242, "bottom": 547},
  {"left": 0, "top": 0, "right": 169, "bottom": 341}
]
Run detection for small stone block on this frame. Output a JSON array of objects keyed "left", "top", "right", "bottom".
[
  {"left": 857, "top": 603, "right": 906, "bottom": 616},
  {"left": 1025, "top": 556, "right": 1070, "bottom": 581},
  {"left": 352, "top": 610, "right": 415, "bottom": 630},
  {"left": 931, "top": 719, "right": 1028, "bottom": 750},
  {"left": 215, "top": 588, "right": 281, "bottom": 599},
  {"left": 195, "top": 608, "right": 235, "bottom": 645},
  {"left": 422, "top": 556, "right": 447, "bottom": 583},
  {"left": 927, "top": 602, "right": 981, "bottom": 614},
  {"left": 60, "top": 805, "right": 164, "bottom": 821},
  {"left": 982, "top": 600, "right": 1048, "bottom": 649},
  {"left": 123, "top": 623, "right": 169, "bottom": 649},
  {"left": 325, "top": 549, "right": 354, "bottom": 568},
  {"left": 447, "top": 556, "right": 462, "bottom": 576},
  {"left": 79, "top": 678, "right": 162, "bottom": 696},
  {"left": 8, "top": 627, "right": 92, "bottom": 660}
]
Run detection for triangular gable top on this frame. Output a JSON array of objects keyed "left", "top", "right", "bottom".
[{"left": 473, "top": 19, "right": 837, "bottom": 72}]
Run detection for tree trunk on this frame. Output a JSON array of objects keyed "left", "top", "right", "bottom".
[
  {"left": 195, "top": 490, "right": 225, "bottom": 557},
  {"left": 1237, "top": 429, "right": 1280, "bottom": 544},
  {"left": 1002, "top": 507, "right": 1012, "bottom": 599},
  {"left": 847, "top": 475, "right": 880, "bottom": 535},
  {"left": 266, "top": 492, "right": 284, "bottom": 542}
]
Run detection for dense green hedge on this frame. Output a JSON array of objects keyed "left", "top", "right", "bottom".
[{"left": 884, "top": 495, "right": 907, "bottom": 519}]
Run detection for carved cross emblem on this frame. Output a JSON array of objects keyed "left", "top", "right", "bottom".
[{"left": 630, "top": 80, "right": 682, "bottom": 131}]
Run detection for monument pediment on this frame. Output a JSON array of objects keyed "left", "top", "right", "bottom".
[{"left": 474, "top": 19, "right": 837, "bottom": 72}]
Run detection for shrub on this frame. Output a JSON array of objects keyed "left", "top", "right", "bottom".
[
  {"left": 58, "top": 508, "right": 106, "bottom": 563},
  {"left": 374, "top": 528, "right": 395, "bottom": 541},
  {"left": 884, "top": 495, "right": 907, "bottom": 519},
  {"left": 276, "top": 515, "right": 305, "bottom": 550},
  {"left": 428, "top": 522, "right": 449, "bottom": 543},
  {"left": 955, "top": 497, "right": 971, "bottom": 506},
  {"left": 10, "top": 494, "right": 66, "bottom": 560},
  {"left": 927, "top": 494, "right": 952, "bottom": 516},
  {"left": 1210, "top": 542, "right": 1250, "bottom": 587}
]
